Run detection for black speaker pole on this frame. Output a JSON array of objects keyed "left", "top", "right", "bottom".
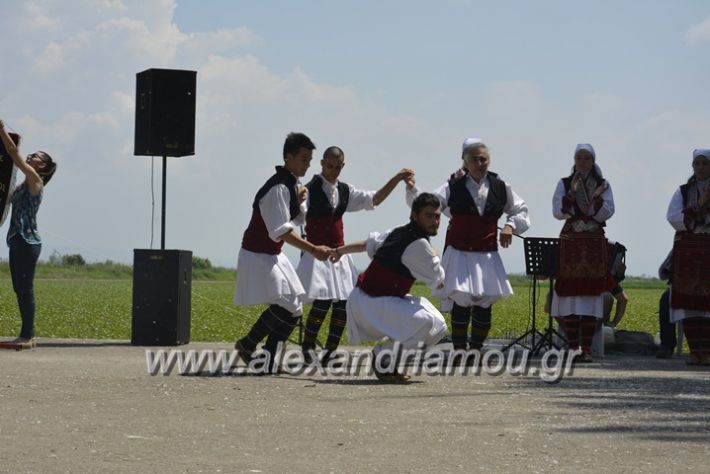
[{"left": 161, "top": 155, "right": 167, "bottom": 250}]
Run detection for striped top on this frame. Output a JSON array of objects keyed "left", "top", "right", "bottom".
[{"left": 7, "top": 181, "right": 43, "bottom": 245}]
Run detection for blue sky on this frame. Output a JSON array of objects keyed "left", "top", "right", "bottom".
[{"left": 1, "top": 0, "right": 709, "bottom": 276}]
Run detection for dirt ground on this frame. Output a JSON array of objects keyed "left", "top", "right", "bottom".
[{"left": 1, "top": 339, "right": 709, "bottom": 473}]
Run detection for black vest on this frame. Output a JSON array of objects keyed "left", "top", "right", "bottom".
[
  {"left": 305, "top": 175, "right": 350, "bottom": 218},
  {"left": 252, "top": 166, "right": 300, "bottom": 220},
  {"left": 373, "top": 221, "right": 430, "bottom": 279},
  {"left": 448, "top": 172, "right": 507, "bottom": 218},
  {"left": 680, "top": 177, "right": 697, "bottom": 208}
]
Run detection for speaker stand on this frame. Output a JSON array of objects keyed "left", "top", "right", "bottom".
[{"left": 161, "top": 155, "right": 167, "bottom": 250}]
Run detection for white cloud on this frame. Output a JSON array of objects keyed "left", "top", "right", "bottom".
[
  {"left": 1, "top": 0, "right": 448, "bottom": 268},
  {"left": 35, "top": 41, "right": 65, "bottom": 72},
  {"left": 685, "top": 15, "right": 710, "bottom": 43}
]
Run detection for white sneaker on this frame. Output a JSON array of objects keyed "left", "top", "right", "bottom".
[{"left": 11, "top": 337, "right": 36, "bottom": 349}]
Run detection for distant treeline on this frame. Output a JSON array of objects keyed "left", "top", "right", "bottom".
[
  {"left": 0, "top": 252, "right": 235, "bottom": 281},
  {"left": 0, "top": 251, "right": 666, "bottom": 288}
]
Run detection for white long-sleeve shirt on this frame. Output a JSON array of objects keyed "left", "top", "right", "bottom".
[
  {"left": 405, "top": 174, "right": 530, "bottom": 234},
  {"left": 259, "top": 183, "right": 307, "bottom": 242},
  {"left": 552, "top": 178, "right": 614, "bottom": 222},
  {"left": 311, "top": 174, "right": 376, "bottom": 212},
  {"left": 666, "top": 179, "right": 710, "bottom": 233},
  {"left": 365, "top": 228, "right": 445, "bottom": 290}
]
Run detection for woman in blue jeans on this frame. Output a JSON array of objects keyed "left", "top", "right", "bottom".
[{"left": 0, "top": 119, "right": 57, "bottom": 348}]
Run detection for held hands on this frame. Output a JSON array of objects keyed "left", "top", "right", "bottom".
[
  {"left": 328, "top": 247, "right": 343, "bottom": 263},
  {"left": 499, "top": 225, "right": 514, "bottom": 248},
  {"left": 395, "top": 168, "right": 415, "bottom": 183},
  {"left": 311, "top": 245, "right": 332, "bottom": 261},
  {"left": 404, "top": 173, "right": 416, "bottom": 190},
  {"left": 396, "top": 168, "right": 416, "bottom": 190}
]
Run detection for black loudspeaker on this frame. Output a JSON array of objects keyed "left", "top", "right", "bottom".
[
  {"left": 134, "top": 68, "right": 196, "bottom": 157},
  {"left": 132, "top": 249, "right": 192, "bottom": 345}
]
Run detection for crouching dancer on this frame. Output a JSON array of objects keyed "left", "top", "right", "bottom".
[
  {"left": 332, "top": 193, "right": 448, "bottom": 382},
  {"left": 234, "top": 133, "right": 332, "bottom": 373}
]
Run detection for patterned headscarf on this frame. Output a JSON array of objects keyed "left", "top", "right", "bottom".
[{"left": 571, "top": 143, "right": 607, "bottom": 214}]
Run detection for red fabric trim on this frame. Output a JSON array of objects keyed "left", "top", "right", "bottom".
[
  {"left": 446, "top": 214, "right": 498, "bottom": 251},
  {"left": 671, "top": 232, "right": 710, "bottom": 311},
  {"left": 356, "top": 259, "right": 415, "bottom": 298},
  {"left": 241, "top": 209, "right": 283, "bottom": 255},
  {"left": 561, "top": 193, "right": 575, "bottom": 215},
  {"left": 305, "top": 216, "right": 345, "bottom": 247},
  {"left": 555, "top": 231, "right": 614, "bottom": 296}
]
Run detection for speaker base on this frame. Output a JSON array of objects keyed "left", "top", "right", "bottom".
[{"left": 131, "top": 249, "right": 192, "bottom": 346}]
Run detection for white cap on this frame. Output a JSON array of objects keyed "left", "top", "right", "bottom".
[
  {"left": 693, "top": 148, "right": 710, "bottom": 161},
  {"left": 462, "top": 137, "right": 483, "bottom": 153},
  {"left": 574, "top": 143, "right": 596, "bottom": 159}
]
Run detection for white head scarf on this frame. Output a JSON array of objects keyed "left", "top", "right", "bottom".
[
  {"left": 693, "top": 148, "right": 710, "bottom": 162},
  {"left": 575, "top": 143, "right": 596, "bottom": 159},
  {"left": 570, "top": 143, "right": 608, "bottom": 212},
  {"left": 572, "top": 143, "right": 603, "bottom": 177},
  {"left": 461, "top": 137, "right": 483, "bottom": 155}
]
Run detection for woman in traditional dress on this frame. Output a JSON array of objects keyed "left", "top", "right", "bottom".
[
  {"left": 551, "top": 143, "right": 614, "bottom": 362},
  {"left": 666, "top": 148, "right": 710, "bottom": 365}
]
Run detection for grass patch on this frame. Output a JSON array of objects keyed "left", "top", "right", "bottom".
[{"left": 0, "top": 278, "right": 666, "bottom": 343}]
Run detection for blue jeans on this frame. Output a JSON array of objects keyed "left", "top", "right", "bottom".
[{"left": 9, "top": 235, "right": 41, "bottom": 339}]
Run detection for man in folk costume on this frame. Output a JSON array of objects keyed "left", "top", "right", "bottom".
[
  {"left": 551, "top": 143, "right": 615, "bottom": 362},
  {"left": 296, "top": 145, "right": 414, "bottom": 361},
  {"left": 406, "top": 139, "right": 530, "bottom": 353},
  {"left": 666, "top": 148, "right": 710, "bottom": 365},
  {"left": 234, "top": 133, "right": 332, "bottom": 371},
  {"left": 333, "top": 192, "right": 449, "bottom": 382}
]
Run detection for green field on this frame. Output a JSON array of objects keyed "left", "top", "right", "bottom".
[{"left": 0, "top": 275, "right": 666, "bottom": 343}]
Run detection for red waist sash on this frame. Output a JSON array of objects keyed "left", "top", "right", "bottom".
[
  {"left": 305, "top": 216, "right": 345, "bottom": 247},
  {"left": 241, "top": 210, "right": 283, "bottom": 255},
  {"left": 671, "top": 232, "right": 710, "bottom": 311},
  {"left": 356, "top": 259, "right": 415, "bottom": 298},
  {"left": 555, "top": 229, "right": 614, "bottom": 297},
  {"left": 446, "top": 214, "right": 498, "bottom": 252}
]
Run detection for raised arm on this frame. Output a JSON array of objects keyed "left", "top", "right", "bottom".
[
  {"left": 0, "top": 120, "right": 43, "bottom": 196},
  {"left": 405, "top": 179, "right": 450, "bottom": 216},
  {"left": 372, "top": 168, "right": 414, "bottom": 206}
]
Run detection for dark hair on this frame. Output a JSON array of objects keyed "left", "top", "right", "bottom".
[
  {"left": 323, "top": 146, "right": 344, "bottom": 160},
  {"left": 36, "top": 151, "right": 57, "bottom": 185},
  {"left": 8, "top": 132, "right": 21, "bottom": 146},
  {"left": 412, "top": 192, "right": 440, "bottom": 215},
  {"left": 283, "top": 132, "right": 316, "bottom": 158}
]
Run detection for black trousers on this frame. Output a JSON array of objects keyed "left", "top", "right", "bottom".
[{"left": 658, "top": 288, "right": 676, "bottom": 351}]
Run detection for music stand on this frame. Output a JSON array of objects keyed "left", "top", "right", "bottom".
[{"left": 504, "top": 237, "right": 565, "bottom": 355}]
